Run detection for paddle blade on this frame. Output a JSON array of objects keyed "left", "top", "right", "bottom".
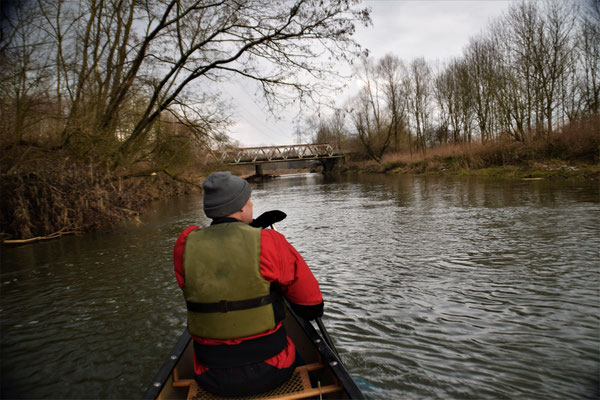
[{"left": 250, "top": 210, "right": 287, "bottom": 228}]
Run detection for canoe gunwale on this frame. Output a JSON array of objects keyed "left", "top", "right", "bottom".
[
  {"left": 142, "top": 329, "right": 191, "bottom": 400},
  {"left": 285, "top": 304, "right": 365, "bottom": 400},
  {"left": 142, "top": 307, "right": 365, "bottom": 399}
]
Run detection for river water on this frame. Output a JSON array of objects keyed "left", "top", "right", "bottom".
[{"left": 1, "top": 173, "right": 599, "bottom": 399}]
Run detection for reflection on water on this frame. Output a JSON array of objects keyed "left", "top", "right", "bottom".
[{"left": 1, "top": 173, "right": 599, "bottom": 399}]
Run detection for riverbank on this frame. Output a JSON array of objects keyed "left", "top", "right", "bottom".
[
  {"left": 0, "top": 155, "right": 309, "bottom": 242},
  {"left": 343, "top": 158, "right": 600, "bottom": 180},
  {"left": 2, "top": 118, "right": 597, "bottom": 241},
  {"left": 0, "top": 149, "right": 201, "bottom": 242},
  {"left": 342, "top": 120, "right": 600, "bottom": 180}
]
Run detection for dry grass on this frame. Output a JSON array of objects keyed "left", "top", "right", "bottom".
[
  {"left": 345, "top": 116, "right": 599, "bottom": 175},
  {"left": 0, "top": 148, "right": 196, "bottom": 240},
  {"left": 381, "top": 143, "right": 487, "bottom": 166}
]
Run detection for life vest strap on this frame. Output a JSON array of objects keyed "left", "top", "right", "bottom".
[
  {"left": 193, "top": 324, "right": 288, "bottom": 367},
  {"left": 186, "top": 292, "right": 280, "bottom": 314}
]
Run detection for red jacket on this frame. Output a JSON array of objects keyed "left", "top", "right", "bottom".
[{"left": 174, "top": 223, "right": 323, "bottom": 376}]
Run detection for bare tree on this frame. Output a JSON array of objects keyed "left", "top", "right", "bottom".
[
  {"left": 0, "top": 2, "right": 55, "bottom": 149},
  {"left": 487, "top": 16, "right": 530, "bottom": 142},
  {"left": 578, "top": 0, "right": 600, "bottom": 115},
  {"left": 434, "top": 61, "right": 458, "bottom": 144},
  {"left": 348, "top": 55, "right": 406, "bottom": 162},
  {"left": 302, "top": 110, "right": 346, "bottom": 147},
  {"left": 406, "top": 57, "right": 432, "bottom": 153},
  {"left": 377, "top": 53, "right": 410, "bottom": 151},
  {"left": 463, "top": 35, "right": 499, "bottom": 143},
  {"left": 327, "top": 109, "right": 349, "bottom": 150},
  {"left": 440, "top": 58, "right": 475, "bottom": 144},
  {"left": 490, "top": 0, "right": 578, "bottom": 140},
  {"left": 1, "top": 0, "right": 370, "bottom": 169},
  {"left": 533, "top": 0, "right": 577, "bottom": 136},
  {"left": 348, "top": 57, "right": 385, "bottom": 162}
]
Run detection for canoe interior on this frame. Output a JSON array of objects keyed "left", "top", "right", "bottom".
[{"left": 146, "top": 306, "right": 362, "bottom": 400}]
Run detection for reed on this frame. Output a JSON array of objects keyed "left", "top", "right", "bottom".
[{"left": 346, "top": 116, "right": 599, "bottom": 175}]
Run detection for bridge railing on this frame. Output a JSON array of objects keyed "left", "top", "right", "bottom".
[{"left": 204, "top": 143, "right": 344, "bottom": 165}]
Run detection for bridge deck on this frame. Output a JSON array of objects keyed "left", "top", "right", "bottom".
[{"left": 206, "top": 144, "right": 344, "bottom": 165}]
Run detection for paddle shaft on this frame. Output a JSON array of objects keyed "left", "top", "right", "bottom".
[{"left": 316, "top": 317, "right": 340, "bottom": 357}]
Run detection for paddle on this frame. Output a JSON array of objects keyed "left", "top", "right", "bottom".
[
  {"left": 316, "top": 316, "right": 340, "bottom": 358},
  {"left": 250, "top": 210, "right": 287, "bottom": 228},
  {"left": 255, "top": 210, "right": 342, "bottom": 359}
]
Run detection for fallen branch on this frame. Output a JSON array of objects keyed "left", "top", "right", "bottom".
[
  {"left": 2, "top": 226, "right": 79, "bottom": 245},
  {"left": 161, "top": 169, "right": 203, "bottom": 189},
  {"left": 115, "top": 169, "right": 203, "bottom": 190}
]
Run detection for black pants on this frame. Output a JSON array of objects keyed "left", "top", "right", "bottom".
[{"left": 196, "top": 360, "right": 295, "bottom": 397}]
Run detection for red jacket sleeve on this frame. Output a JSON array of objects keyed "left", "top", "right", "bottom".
[
  {"left": 259, "top": 229, "right": 322, "bottom": 305},
  {"left": 173, "top": 225, "right": 199, "bottom": 288}
]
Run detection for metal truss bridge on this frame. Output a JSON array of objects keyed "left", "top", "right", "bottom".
[{"left": 205, "top": 143, "right": 345, "bottom": 165}]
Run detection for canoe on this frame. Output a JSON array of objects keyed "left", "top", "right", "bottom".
[{"left": 142, "top": 303, "right": 365, "bottom": 400}]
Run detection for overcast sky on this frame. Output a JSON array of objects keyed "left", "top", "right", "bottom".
[{"left": 225, "top": 0, "right": 515, "bottom": 148}]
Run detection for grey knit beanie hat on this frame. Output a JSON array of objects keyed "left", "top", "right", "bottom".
[{"left": 202, "top": 171, "right": 251, "bottom": 219}]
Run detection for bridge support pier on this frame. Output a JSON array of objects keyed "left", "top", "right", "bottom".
[
  {"left": 255, "top": 164, "right": 264, "bottom": 176},
  {"left": 320, "top": 157, "right": 344, "bottom": 175}
]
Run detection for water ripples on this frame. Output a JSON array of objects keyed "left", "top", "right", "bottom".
[
  {"left": 1, "top": 174, "right": 598, "bottom": 399},
  {"left": 254, "top": 174, "right": 600, "bottom": 399}
]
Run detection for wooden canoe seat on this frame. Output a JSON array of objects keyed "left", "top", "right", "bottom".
[{"left": 166, "top": 362, "right": 343, "bottom": 400}]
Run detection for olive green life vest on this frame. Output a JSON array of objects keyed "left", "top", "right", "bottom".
[{"left": 182, "top": 222, "right": 276, "bottom": 340}]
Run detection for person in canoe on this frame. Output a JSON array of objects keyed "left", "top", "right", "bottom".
[{"left": 173, "top": 171, "right": 324, "bottom": 397}]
